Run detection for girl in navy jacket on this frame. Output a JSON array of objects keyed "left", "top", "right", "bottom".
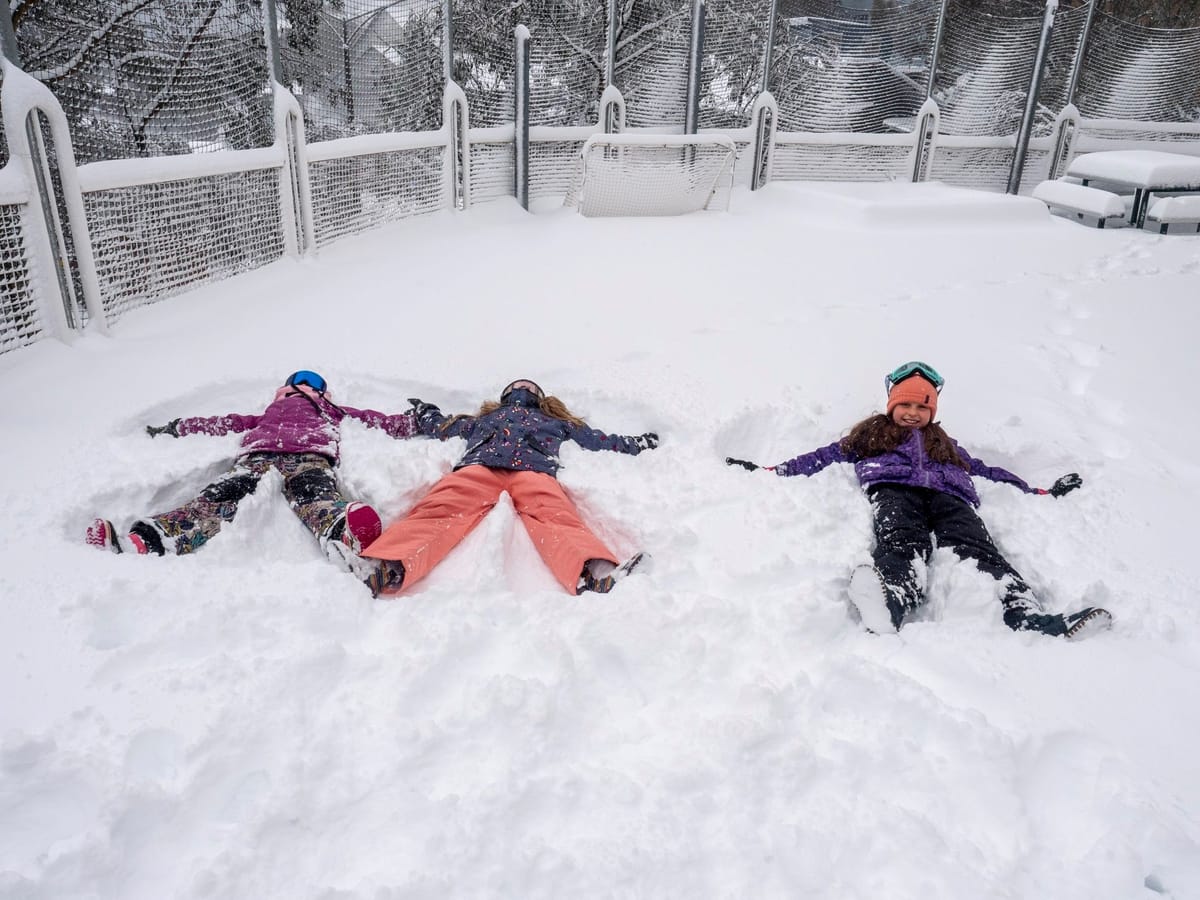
[{"left": 362, "top": 380, "right": 656, "bottom": 597}]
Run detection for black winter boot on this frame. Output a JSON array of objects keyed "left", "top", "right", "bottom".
[{"left": 1011, "top": 607, "right": 1112, "bottom": 641}]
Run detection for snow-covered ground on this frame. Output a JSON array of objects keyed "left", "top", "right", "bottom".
[{"left": 2, "top": 182, "right": 1199, "bottom": 899}]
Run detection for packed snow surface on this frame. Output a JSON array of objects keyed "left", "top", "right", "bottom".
[{"left": 2, "top": 182, "right": 1199, "bottom": 899}]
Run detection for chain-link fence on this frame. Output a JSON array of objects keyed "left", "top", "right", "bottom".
[
  {"left": 2, "top": 0, "right": 1199, "bottom": 357},
  {"left": 11, "top": 0, "right": 274, "bottom": 164}
]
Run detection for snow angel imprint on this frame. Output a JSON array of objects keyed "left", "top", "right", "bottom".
[
  {"left": 726, "top": 361, "right": 1111, "bottom": 640},
  {"left": 86, "top": 370, "right": 416, "bottom": 572},
  {"left": 358, "top": 379, "right": 658, "bottom": 597}
]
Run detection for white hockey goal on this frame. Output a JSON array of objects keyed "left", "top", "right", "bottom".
[{"left": 564, "top": 133, "right": 737, "bottom": 217}]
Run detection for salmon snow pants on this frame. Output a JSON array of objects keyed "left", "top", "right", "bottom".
[{"left": 362, "top": 465, "right": 617, "bottom": 595}]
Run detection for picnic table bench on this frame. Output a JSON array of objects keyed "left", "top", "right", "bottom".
[
  {"left": 1031, "top": 179, "right": 1127, "bottom": 228},
  {"left": 1145, "top": 195, "right": 1200, "bottom": 234},
  {"left": 1066, "top": 150, "right": 1200, "bottom": 230}
]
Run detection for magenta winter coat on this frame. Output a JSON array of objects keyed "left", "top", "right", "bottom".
[{"left": 174, "top": 385, "right": 416, "bottom": 462}]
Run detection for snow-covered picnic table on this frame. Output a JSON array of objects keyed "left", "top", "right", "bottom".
[{"left": 1066, "top": 150, "right": 1200, "bottom": 229}]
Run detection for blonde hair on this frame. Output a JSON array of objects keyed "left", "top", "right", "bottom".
[{"left": 471, "top": 394, "right": 586, "bottom": 427}]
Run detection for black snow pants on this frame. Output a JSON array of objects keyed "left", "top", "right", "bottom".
[{"left": 866, "top": 484, "right": 1040, "bottom": 628}]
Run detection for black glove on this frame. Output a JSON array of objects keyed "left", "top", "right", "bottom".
[
  {"left": 145, "top": 418, "right": 180, "bottom": 438},
  {"left": 633, "top": 432, "right": 659, "bottom": 451},
  {"left": 726, "top": 457, "right": 759, "bottom": 471},
  {"left": 1048, "top": 473, "right": 1082, "bottom": 497},
  {"left": 407, "top": 397, "right": 439, "bottom": 419}
]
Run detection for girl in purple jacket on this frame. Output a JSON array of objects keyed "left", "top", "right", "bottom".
[
  {"left": 86, "top": 371, "right": 416, "bottom": 565},
  {"left": 727, "top": 361, "right": 1111, "bottom": 641}
]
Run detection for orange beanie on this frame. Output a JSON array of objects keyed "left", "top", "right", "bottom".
[{"left": 887, "top": 374, "right": 938, "bottom": 418}]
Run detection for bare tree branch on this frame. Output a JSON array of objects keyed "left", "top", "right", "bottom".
[
  {"left": 134, "top": 0, "right": 222, "bottom": 141},
  {"left": 26, "top": 0, "right": 159, "bottom": 82}
]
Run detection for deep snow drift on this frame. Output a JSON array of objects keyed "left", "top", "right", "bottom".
[{"left": 2, "top": 182, "right": 1199, "bottom": 899}]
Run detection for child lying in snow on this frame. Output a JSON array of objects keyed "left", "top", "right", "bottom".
[
  {"left": 359, "top": 379, "right": 656, "bottom": 597},
  {"left": 727, "top": 360, "right": 1111, "bottom": 640},
  {"left": 87, "top": 370, "right": 415, "bottom": 569}
]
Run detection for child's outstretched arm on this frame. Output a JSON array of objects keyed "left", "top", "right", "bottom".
[
  {"left": 567, "top": 423, "right": 658, "bottom": 456},
  {"left": 407, "top": 398, "right": 474, "bottom": 441},
  {"left": 957, "top": 445, "right": 1082, "bottom": 497},
  {"left": 146, "top": 413, "right": 260, "bottom": 438},
  {"left": 728, "top": 440, "right": 848, "bottom": 477},
  {"left": 341, "top": 405, "right": 418, "bottom": 440}
]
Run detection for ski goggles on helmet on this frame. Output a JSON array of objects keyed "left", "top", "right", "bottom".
[
  {"left": 286, "top": 370, "right": 327, "bottom": 392},
  {"left": 884, "top": 361, "right": 943, "bottom": 395},
  {"left": 500, "top": 379, "right": 544, "bottom": 401}
]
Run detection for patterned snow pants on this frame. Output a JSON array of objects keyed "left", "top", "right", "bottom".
[
  {"left": 867, "top": 484, "right": 1040, "bottom": 628},
  {"left": 139, "top": 452, "right": 353, "bottom": 556}
]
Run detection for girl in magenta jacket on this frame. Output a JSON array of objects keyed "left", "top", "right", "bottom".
[
  {"left": 727, "top": 361, "right": 1111, "bottom": 641},
  {"left": 87, "top": 371, "right": 415, "bottom": 564}
]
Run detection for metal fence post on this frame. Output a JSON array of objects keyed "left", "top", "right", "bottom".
[
  {"left": 514, "top": 24, "right": 530, "bottom": 210},
  {"left": 684, "top": 0, "right": 705, "bottom": 134},
  {"left": 750, "top": 92, "right": 777, "bottom": 191},
  {"left": 1048, "top": 0, "right": 1096, "bottom": 179},
  {"left": 605, "top": 0, "right": 618, "bottom": 89},
  {"left": 2, "top": 66, "right": 106, "bottom": 337},
  {"left": 1, "top": 12, "right": 105, "bottom": 337},
  {"left": 0, "top": 0, "right": 18, "bottom": 62},
  {"left": 912, "top": 0, "right": 952, "bottom": 181},
  {"left": 1007, "top": 0, "right": 1057, "bottom": 195},
  {"left": 261, "top": 0, "right": 284, "bottom": 83},
  {"left": 444, "top": 82, "right": 471, "bottom": 210},
  {"left": 1063, "top": 0, "right": 1097, "bottom": 108},
  {"left": 924, "top": 0, "right": 951, "bottom": 100},
  {"left": 443, "top": 0, "right": 454, "bottom": 83},
  {"left": 603, "top": 0, "right": 620, "bottom": 132},
  {"left": 760, "top": 0, "right": 778, "bottom": 95}
]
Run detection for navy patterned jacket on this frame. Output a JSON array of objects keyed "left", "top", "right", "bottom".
[{"left": 415, "top": 389, "right": 649, "bottom": 477}]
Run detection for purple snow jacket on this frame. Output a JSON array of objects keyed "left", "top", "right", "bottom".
[
  {"left": 774, "top": 427, "right": 1037, "bottom": 508},
  {"left": 174, "top": 385, "right": 416, "bottom": 462},
  {"left": 416, "top": 388, "right": 648, "bottom": 477}
]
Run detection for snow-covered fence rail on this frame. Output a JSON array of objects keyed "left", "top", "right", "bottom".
[
  {"left": 77, "top": 150, "right": 290, "bottom": 324},
  {"left": 2, "top": 0, "right": 1200, "bottom": 358}
]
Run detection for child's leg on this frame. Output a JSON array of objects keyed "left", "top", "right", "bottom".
[
  {"left": 141, "top": 455, "right": 271, "bottom": 555},
  {"left": 928, "top": 492, "right": 1039, "bottom": 627},
  {"left": 868, "top": 485, "right": 934, "bottom": 616},
  {"left": 277, "top": 454, "right": 379, "bottom": 546},
  {"left": 505, "top": 471, "right": 619, "bottom": 594},
  {"left": 361, "top": 465, "right": 505, "bottom": 591}
]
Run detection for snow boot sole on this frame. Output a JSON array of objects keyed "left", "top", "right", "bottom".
[
  {"left": 1064, "top": 607, "right": 1113, "bottom": 641},
  {"left": 86, "top": 518, "right": 122, "bottom": 554},
  {"left": 848, "top": 564, "right": 899, "bottom": 634}
]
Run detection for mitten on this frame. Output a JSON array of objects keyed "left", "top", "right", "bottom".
[
  {"left": 633, "top": 432, "right": 659, "bottom": 451},
  {"left": 725, "top": 457, "right": 759, "bottom": 471},
  {"left": 145, "top": 418, "right": 180, "bottom": 438},
  {"left": 1047, "top": 473, "right": 1082, "bottom": 497},
  {"left": 407, "top": 398, "right": 439, "bottom": 419}
]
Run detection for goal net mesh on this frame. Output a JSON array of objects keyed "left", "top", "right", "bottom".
[{"left": 564, "top": 135, "right": 736, "bottom": 217}]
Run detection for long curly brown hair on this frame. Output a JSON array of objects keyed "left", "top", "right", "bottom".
[
  {"left": 840, "top": 414, "right": 968, "bottom": 470},
  {"left": 450, "top": 394, "right": 587, "bottom": 428}
]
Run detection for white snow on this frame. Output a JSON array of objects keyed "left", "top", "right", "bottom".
[
  {"left": 1148, "top": 194, "right": 1200, "bottom": 224},
  {"left": 1067, "top": 150, "right": 1200, "bottom": 189},
  {"left": 76, "top": 148, "right": 286, "bottom": 193},
  {"left": 1032, "top": 180, "right": 1126, "bottom": 219},
  {"left": 2, "top": 181, "right": 1200, "bottom": 899}
]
